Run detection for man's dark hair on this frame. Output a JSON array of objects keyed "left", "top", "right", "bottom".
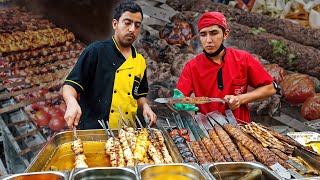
[
  {"left": 218, "top": 25, "right": 226, "bottom": 34},
  {"left": 114, "top": 1, "right": 143, "bottom": 21}
]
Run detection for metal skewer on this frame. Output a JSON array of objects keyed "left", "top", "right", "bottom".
[
  {"left": 98, "top": 119, "right": 109, "bottom": 137},
  {"left": 73, "top": 125, "right": 78, "bottom": 140},
  {"left": 166, "top": 118, "right": 174, "bottom": 131},
  {"left": 105, "top": 120, "right": 115, "bottom": 138},
  {"left": 135, "top": 115, "right": 144, "bottom": 129},
  {"left": 144, "top": 117, "right": 155, "bottom": 138}
]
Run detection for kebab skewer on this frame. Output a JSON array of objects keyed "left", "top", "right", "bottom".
[{"left": 71, "top": 126, "right": 88, "bottom": 168}]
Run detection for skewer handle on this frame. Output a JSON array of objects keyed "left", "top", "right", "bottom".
[
  {"left": 135, "top": 115, "right": 144, "bottom": 128},
  {"left": 166, "top": 118, "right": 173, "bottom": 131},
  {"left": 105, "top": 120, "right": 115, "bottom": 137}
]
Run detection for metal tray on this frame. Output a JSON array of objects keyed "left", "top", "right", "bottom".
[
  {"left": 2, "top": 171, "right": 66, "bottom": 180},
  {"left": 25, "top": 128, "right": 182, "bottom": 172},
  {"left": 293, "top": 148, "right": 320, "bottom": 174},
  {"left": 202, "top": 162, "right": 281, "bottom": 180},
  {"left": 137, "top": 163, "right": 211, "bottom": 180},
  {"left": 69, "top": 167, "right": 138, "bottom": 180},
  {"left": 162, "top": 126, "right": 198, "bottom": 163}
]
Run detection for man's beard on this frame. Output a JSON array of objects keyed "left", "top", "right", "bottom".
[{"left": 119, "top": 34, "right": 135, "bottom": 47}]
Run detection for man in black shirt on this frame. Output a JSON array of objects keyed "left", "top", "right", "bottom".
[{"left": 63, "top": 1, "right": 156, "bottom": 129}]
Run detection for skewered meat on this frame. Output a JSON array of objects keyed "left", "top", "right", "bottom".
[
  {"left": 71, "top": 139, "right": 83, "bottom": 155},
  {"left": 208, "top": 129, "right": 232, "bottom": 162},
  {"left": 150, "top": 137, "right": 164, "bottom": 161},
  {"left": 74, "top": 154, "right": 88, "bottom": 168},
  {"left": 236, "top": 142, "right": 255, "bottom": 162},
  {"left": 224, "top": 124, "right": 278, "bottom": 166},
  {"left": 147, "top": 140, "right": 163, "bottom": 164},
  {"left": 202, "top": 137, "right": 226, "bottom": 162},
  {"left": 269, "top": 148, "right": 289, "bottom": 161},
  {"left": 214, "top": 125, "right": 244, "bottom": 162},
  {"left": 245, "top": 123, "right": 294, "bottom": 154},
  {"left": 124, "top": 127, "right": 138, "bottom": 152},
  {"left": 199, "top": 141, "right": 214, "bottom": 162},
  {"left": 114, "top": 138, "right": 126, "bottom": 167},
  {"left": 259, "top": 125, "right": 304, "bottom": 149},
  {"left": 105, "top": 137, "right": 117, "bottom": 167},
  {"left": 170, "top": 129, "right": 180, "bottom": 138},
  {"left": 176, "top": 143, "right": 188, "bottom": 150},
  {"left": 184, "top": 156, "right": 197, "bottom": 163},
  {"left": 4, "top": 43, "right": 84, "bottom": 62},
  {"left": 119, "top": 129, "right": 134, "bottom": 166},
  {"left": 189, "top": 141, "right": 207, "bottom": 164},
  {"left": 0, "top": 28, "right": 75, "bottom": 53},
  {"left": 134, "top": 128, "right": 149, "bottom": 161},
  {"left": 181, "top": 151, "right": 193, "bottom": 158},
  {"left": 166, "top": 97, "right": 216, "bottom": 104},
  {"left": 154, "top": 129, "right": 173, "bottom": 163},
  {"left": 173, "top": 136, "right": 186, "bottom": 144}
]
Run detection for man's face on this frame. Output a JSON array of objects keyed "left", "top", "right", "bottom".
[
  {"left": 113, "top": 11, "right": 142, "bottom": 48},
  {"left": 199, "top": 25, "right": 229, "bottom": 53}
]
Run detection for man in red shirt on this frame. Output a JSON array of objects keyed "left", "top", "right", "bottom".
[{"left": 174, "top": 12, "right": 277, "bottom": 123}]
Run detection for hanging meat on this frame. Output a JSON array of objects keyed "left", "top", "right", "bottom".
[
  {"left": 301, "top": 93, "right": 320, "bottom": 120},
  {"left": 160, "top": 22, "right": 193, "bottom": 46},
  {"left": 281, "top": 73, "right": 315, "bottom": 105}
]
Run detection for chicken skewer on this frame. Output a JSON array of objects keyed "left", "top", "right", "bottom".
[
  {"left": 71, "top": 126, "right": 88, "bottom": 168},
  {"left": 119, "top": 128, "right": 135, "bottom": 166},
  {"left": 153, "top": 129, "right": 173, "bottom": 163}
]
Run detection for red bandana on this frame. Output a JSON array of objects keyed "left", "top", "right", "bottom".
[{"left": 198, "top": 12, "right": 228, "bottom": 31}]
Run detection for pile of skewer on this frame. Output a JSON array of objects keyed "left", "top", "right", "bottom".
[{"left": 103, "top": 115, "right": 173, "bottom": 167}]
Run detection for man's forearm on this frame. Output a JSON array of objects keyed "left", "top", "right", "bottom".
[
  {"left": 63, "top": 85, "right": 78, "bottom": 104},
  {"left": 239, "top": 83, "right": 276, "bottom": 104},
  {"left": 137, "top": 97, "right": 148, "bottom": 110}
]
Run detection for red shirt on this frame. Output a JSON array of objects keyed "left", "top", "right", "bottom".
[{"left": 177, "top": 48, "right": 273, "bottom": 123}]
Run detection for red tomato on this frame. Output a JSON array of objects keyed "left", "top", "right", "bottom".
[
  {"left": 34, "top": 110, "right": 51, "bottom": 126},
  {"left": 48, "top": 106, "right": 63, "bottom": 117},
  {"left": 49, "top": 115, "right": 66, "bottom": 132},
  {"left": 59, "top": 102, "right": 67, "bottom": 114},
  {"left": 31, "top": 103, "right": 46, "bottom": 111},
  {"left": 170, "top": 129, "right": 180, "bottom": 138}
]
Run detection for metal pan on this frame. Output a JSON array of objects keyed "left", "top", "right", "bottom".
[
  {"left": 137, "top": 163, "right": 210, "bottom": 180},
  {"left": 69, "top": 167, "right": 138, "bottom": 180},
  {"left": 2, "top": 171, "right": 66, "bottom": 180},
  {"left": 25, "top": 128, "right": 182, "bottom": 172},
  {"left": 202, "top": 162, "right": 281, "bottom": 180}
]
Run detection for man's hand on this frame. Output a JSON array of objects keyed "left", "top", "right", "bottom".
[
  {"left": 64, "top": 98, "right": 82, "bottom": 129},
  {"left": 173, "top": 89, "right": 199, "bottom": 111},
  {"left": 224, "top": 95, "right": 242, "bottom": 110},
  {"left": 142, "top": 103, "right": 157, "bottom": 127}
]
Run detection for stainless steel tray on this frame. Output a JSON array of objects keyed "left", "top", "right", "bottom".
[
  {"left": 69, "top": 167, "right": 138, "bottom": 180},
  {"left": 2, "top": 171, "right": 66, "bottom": 180},
  {"left": 202, "top": 162, "right": 281, "bottom": 180},
  {"left": 293, "top": 148, "right": 320, "bottom": 173},
  {"left": 25, "top": 128, "right": 182, "bottom": 172},
  {"left": 137, "top": 163, "right": 211, "bottom": 180}
]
